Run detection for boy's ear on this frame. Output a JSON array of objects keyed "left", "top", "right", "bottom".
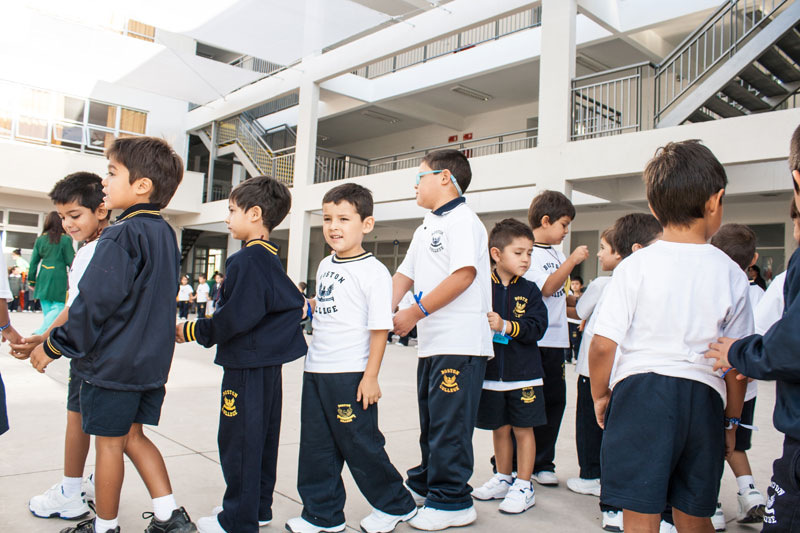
[
  {"left": 248, "top": 205, "right": 262, "bottom": 222},
  {"left": 489, "top": 246, "right": 502, "bottom": 263},
  {"left": 133, "top": 177, "right": 153, "bottom": 196},
  {"left": 631, "top": 243, "right": 643, "bottom": 252},
  {"left": 706, "top": 188, "right": 725, "bottom": 215},
  {"left": 540, "top": 215, "right": 551, "bottom": 228},
  {"left": 792, "top": 170, "right": 800, "bottom": 190},
  {"left": 749, "top": 252, "right": 759, "bottom": 268},
  {"left": 361, "top": 215, "right": 375, "bottom": 234},
  {"left": 95, "top": 203, "right": 109, "bottom": 220}
]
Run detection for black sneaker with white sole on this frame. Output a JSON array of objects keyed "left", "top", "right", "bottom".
[
  {"left": 59, "top": 519, "right": 120, "bottom": 533},
  {"left": 143, "top": 507, "right": 198, "bottom": 533}
]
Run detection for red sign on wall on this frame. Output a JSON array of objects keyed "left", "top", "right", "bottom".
[
  {"left": 463, "top": 133, "right": 473, "bottom": 140},
  {"left": 448, "top": 135, "right": 458, "bottom": 143}
]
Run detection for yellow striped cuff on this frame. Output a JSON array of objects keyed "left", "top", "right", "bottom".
[
  {"left": 509, "top": 321, "right": 520, "bottom": 338},
  {"left": 184, "top": 320, "right": 197, "bottom": 342}
]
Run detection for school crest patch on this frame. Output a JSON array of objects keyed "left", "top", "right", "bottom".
[
  {"left": 440, "top": 369, "right": 460, "bottom": 393},
  {"left": 430, "top": 230, "right": 444, "bottom": 253},
  {"left": 521, "top": 387, "right": 536, "bottom": 404},
  {"left": 222, "top": 389, "right": 238, "bottom": 417},
  {"left": 513, "top": 296, "right": 528, "bottom": 318},
  {"left": 337, "top": 403, "right": 356, "bottom": 423}
]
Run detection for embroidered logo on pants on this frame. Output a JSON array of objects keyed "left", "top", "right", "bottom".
[
  {"left": 222, "top": 390, "right": 238, "bottom": 417},
  {"left": 337, "top": 404, "right": 356, "bottom": 423},
  {"left": 440, "top": 369, "right": 460, "bottom": 393},
  {"left": 521, "top": 387, "right": 536, "bottom": 404}
]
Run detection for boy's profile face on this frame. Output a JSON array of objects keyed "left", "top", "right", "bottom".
[
  {"left": 56, "top": 200, "right": 108, "bottom": 243},
  {"left": 538, "top": 215, "right": 572, "bottom": 245},
  {"left": 597, "top": 237, "right": 622, "bottom": 271},
  {"left": 104, "top": 157, "right": 150, "bottom": 210},
  {"left": 225, "top": 200, "right": 260, "bottom": 241},
  {"left": 491, "top": 236, "right": 533, "bottom": 277},
  {"left": 322, "top": 200, "right": 374, "bottom": 257}
]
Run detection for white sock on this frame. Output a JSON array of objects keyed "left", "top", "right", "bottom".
[
  {"left": 61, "top": 476, "right": 82, "bottom": 498},
  {"left": 496, "top": 473, "right": 513, "bottom": 483},
  {"left": 737, "top": 475, "right": 755, "bottom": 494},
  {"left": 512, "top": 478, "right": 532, "bottom": 489},
  {"left": 153, "top": 494, "right": 178, "bottom": 521},
  {"left": 94, "top": 516, "right": 118, "bottom": 532}
]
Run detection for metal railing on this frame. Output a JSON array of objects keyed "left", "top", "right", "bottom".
[
  {"left": 655, "top": 0, "right": 790, "bottom": 123},
  {"left": 216, "top": 115, "right": 295, "bottom": 185},
  {"left": 351, "top": 6, "right": 542, "bottom": 79},
  {"left": 315, "top": 149, "right": 369, "bottom": 183},
  {"left": 571, "top": 63, "right": 654, "bottom": 140},
  {"left": 229, "top": 55, "right": 285, "bottom": 75}
]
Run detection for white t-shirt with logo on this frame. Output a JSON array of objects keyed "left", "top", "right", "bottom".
[
  {"left": 524, "top": 245, "right": 569, "bottom": 348},
  {"left": 305, "top": 252, "right": 393, "bottom": 373},
  {"left": 196, "top": 282, "right": 210, "bottom": 303},
  {"left": 396, "top": 200, "right": 493, "bottom": 358},
  {"left": 177, "top": 284, "right": 193, "bottom": 302},
  {"left": 593, "top": 240, "right": 753, "bottom": 405},
  {"left": 67, "top": 240, "right": 99, "bottom": 307}
]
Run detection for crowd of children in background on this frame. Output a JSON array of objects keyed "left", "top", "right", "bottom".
[{"left": 1, "top": 124, "right": 800, "bottom": 533}]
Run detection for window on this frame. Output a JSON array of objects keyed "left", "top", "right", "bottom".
[
  {"left": 57, "top": 96, "right": 85, "bottom": 123},
  {"left": 749, "top": 223, "right": 785, "bottom": 283},
  {"left": 88, "top": 102, "right": 116, "bottom": 128},
  {"left": 120, "top": 108, "right": 147, "bottom": 134},
  {"left": 8, "top": 212, "right": 39, "bottom": 227},
  {"left": 5, "top": 231, "right": 37, "bottom": 250}
]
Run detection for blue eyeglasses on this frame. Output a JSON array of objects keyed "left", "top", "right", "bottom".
[{"left": 415, "top": 169, "right": 463, "bottom": 196}]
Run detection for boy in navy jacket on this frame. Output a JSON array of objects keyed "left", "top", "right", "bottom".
[
  {"left": 31, "top": 137, "right": 195, "bottom": 533},
  {"left": 472, "top": 218, "right": 548, "bottom": 515},
  {"left": 178, "top": 176, "right": 307, "bottom": 533},
  {"left": 708, "top": 124, "right": 800, "bottom": 532}
]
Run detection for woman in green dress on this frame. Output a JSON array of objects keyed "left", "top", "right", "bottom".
[{"left": 28, "top": 211, "right": 74, "bottom": 334}]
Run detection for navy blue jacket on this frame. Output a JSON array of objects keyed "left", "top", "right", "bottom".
[
  {"left": 484, "top": 272, "right": 549, "bottom": 382},
  {"left": 182, "top": 239, "right": 307, "bottom": 368},
  {"left": 730, "top": 247, "right": 800, "bottom": 441},
  {"left": 43, "top": 204, "right": 180, "bottom": 391}
]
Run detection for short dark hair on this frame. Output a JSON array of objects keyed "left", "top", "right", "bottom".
[
  {"left": 610, "top": 213, "right": 662, "bottom": 259},
  {"left": 790, "top": 125, "right": 800, "bottom": 192},
  {"left": 791, "top": 198, "right": 799, "bottom": 220},
  {"left": 422, "top": 149, "right": 472, "bottom": 194},
  {"left": 106, "top": 136, "right": 184, "bottom": 209},
  {"left": 528, "top": 190, "right": 576, "bottom": 229},
  {"left": 710, "top": 223, "right": 757, "bottom": 271},
  {"left": 49, "top": 172, "right": 108, "bottom": 219},
  {"left": 322, "top": 183, "right": 373, "bottom": 220},
  {"left": 489, "top": 218, "right": 534, "bottom": 252},
  {"left": 644, "top": 140, "right": 727, "bottom": 227},
  {"left": 198, "top": 273, "right": 206, "bottom": 280},
  {"left": 600, "top": 227, "right": 615, "bottom": 250},
  {"left": 572, "top": 276, "right": 584, "bottom": 285},
  {"left": 229, "top": 176, "right": 292, "bottom": 231}
]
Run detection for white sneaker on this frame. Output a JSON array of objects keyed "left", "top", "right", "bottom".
[
  {"left": 212, "top": 505, "right": 270, "bottom": 527},
  {"left": 737, "top": 485, "right": 766, "bottom": 523},
  {"left": 197, "top": 515, "right": 227, "bottom": 533},
  {"left": 285, "top": 516, "right": 346, "bottom": 533},
  {"left": 498, "top": 480, "right": 535, "bottom": 514},
  {"left": 658, "top": 520, "right": 676, "bottom": 533},
  {"left": 471, "top": 474, "right": 512, "bottom": 500},
  {"left": 407, "top": 506, "right": 477, "bottom": 531},
  {"left": 29, "top": 483, "right": 91, "bottom": 519},
  {"left": 602, "top": 510, "right": 624, "bottom": 532},
  {"left": 404, "top": 483, "right": 427, "bottom": 506},
  {"left": 360, "top": 508, "right": 417, "bottom": 533},
  {"left": 711, "top": 502, "right": 726, "bottom": 531},
  {"left": 532, "top": 471, "right": 558, "bottom": 486},
  {"left": 566, "top": 477, "right": 601, "bottom": 497},
  {"left": 82, "top": 474, "right": 95, "bottom": 503}
]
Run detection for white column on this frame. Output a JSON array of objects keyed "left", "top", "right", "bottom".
[
  {"left": 287, "top": 80, "right": 319, "bottom": 284},
  {"left": 537, "top": 0, "right": 577, "bottom": 147},
  {"left": 231, "top": 163, "right": 246, "bottom": 188},
  {"left": 226, "top": 234, "right": 241, "bottom": 266}
]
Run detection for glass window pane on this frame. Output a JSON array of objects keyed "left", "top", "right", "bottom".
[
  {"left": 5, "top": 231, "right": 37, "bottom": 249},
  {"left": 8, "top": 212, "right": 39, "bottom": 226},
  {"left": 53, "top": 122, "right": 84, "bottom": 144},
  {"left": 377, "top": 242, "right": 395, "bottom": 255},
  {"left": 87, "top": 128, "right": 116, "bottom": 151},
  {"left": 120, "top": 108, "right": 146, "bottom": 133},
  {"left": 17, "top": 116, "right": 48, "bottom": 140},
  {"left": 19, "top": 87, "right": 50, "bottom": 116},
  {"left": 57, "top": 96, "right": 85, "bottom": 123},
  {"left": 749, "top": 224, "right": 784, "bottom": 247},
  {"left": 88, "top": 102, "right": 116, "bottom": 127}
]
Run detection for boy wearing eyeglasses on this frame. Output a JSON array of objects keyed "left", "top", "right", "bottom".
[{"left": 392, "top": 149, "right": 493, "bottom": 531}]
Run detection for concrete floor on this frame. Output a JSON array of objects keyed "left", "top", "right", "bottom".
[{"left": 0, "top": 311, "right": 780, "bottom": 532}]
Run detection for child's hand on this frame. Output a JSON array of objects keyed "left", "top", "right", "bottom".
[
  {"left": 175, "top": 323, "right": 186, "bottom": 344},
  {"left": 357, "top": 375, "right": 382, "bottom": 410},
  {"left": 8, "top": 334, "right": 43, "bottom": 360},
  {"left": 30, "top": 344, "right": 54, "bottom": 373},
  {"left": 1, "top": 325, "right": 23, "bottom": 347},
  {"left": 487, "top": 312, "right": 503, "bottom": 333},
  {"left": 570, "top": 245, "right": 590, "bottom": 265},
  {"left": 393, "top": 307, "right": 422, "bottom": 337},
  {"left": 593, "top": 392, "right": 610, "bottom": 429},
  {"left": 706, "top": 337, "right": 737, "bottom": 370}
]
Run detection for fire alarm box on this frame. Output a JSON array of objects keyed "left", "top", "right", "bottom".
[
  {"left": 463, "top": 133, "right": 473, "bottom": 140},
  {"left": 448, "top": 135, "right": 458, "bottom": 143}
]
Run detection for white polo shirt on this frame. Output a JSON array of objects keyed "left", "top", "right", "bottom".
[
  {"left": 754, "top": 271, "right": 786, "bottom": 335},
  {"left": 68, "top": 240, "right": 99, "bottom": 307},
  {"left": 575, "top": 275, "right": 612, "bottom": 378},
  {"left": 524, "top": 245, "right": 570, "bottom": 348},
  {"left": 305, "top": 252, "right": 394, "bottom": 373},
  {"left": 396, "top": 198, "right": 493, "bottom": 358},
  {"left": 593, "top": 240, "right": 753, "bottom": 405}
]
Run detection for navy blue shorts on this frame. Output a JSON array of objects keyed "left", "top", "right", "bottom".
[
  {"left": 0, "top": 373, "right": 8, "bottom": 436},
  {"left": 66, "top": 366, "right": 84, "bottom": 413},
  {"left": 600, "top": 373, "right": 725, "bottom": 518},
  {"left": 734, "top": 397, "right": 756, "bottom": 452},
  {"left": 476, "top": 386, "right": 546, "bottom": 429},
  {"left": 80, "top": 382, "right": 166, "bottom": 437}
]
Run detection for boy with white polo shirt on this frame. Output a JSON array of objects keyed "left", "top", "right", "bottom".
[
  {"left": 524, "top": 190, "right": 589, "bottom": 486},
  {"left": 287, "top": 183, "right": 416, "bottom": 533},
  {"left": 392, "top": 149, "right": 492, "bottom": 531},
  {"left": 590, "top": 141, "right": 750, "bottom": 533}
]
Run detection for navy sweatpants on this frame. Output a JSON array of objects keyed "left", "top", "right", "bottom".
[
  {"left": 298, "top": 372, "right": 415, "bottom": 528},
  {"left": 406, "top": 355, "right": 487, "bottom": 511},
  {"left": 534, "top": 347, "right": 567, "bottom": 473},
  {"left": 217, "top": 366, "right": 282, "bottom": 533}
]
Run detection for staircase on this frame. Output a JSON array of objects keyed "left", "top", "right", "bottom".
[
  {"left": 180, "top": 229, "right": 203, "bottom": 265},
  {"left": 656, "top": 0, "right": 800, "bottom": 127}
]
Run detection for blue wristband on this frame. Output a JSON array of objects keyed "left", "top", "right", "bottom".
[
  {"left": 414, "top": 291, "right": 429, "bottom": 317},
  {"left": 0, "top": 321, "right": 9, "bottom": 332},
  {"left": 306, "top": 301, "right": 313, "bottom": 321}
]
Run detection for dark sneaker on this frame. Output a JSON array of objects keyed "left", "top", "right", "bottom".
[
  {"left": 143, "top": 507, "right": 197, "bottom": 533},
  {"left": 59, "top": 518, "right": 120, "bottom": 533}
]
